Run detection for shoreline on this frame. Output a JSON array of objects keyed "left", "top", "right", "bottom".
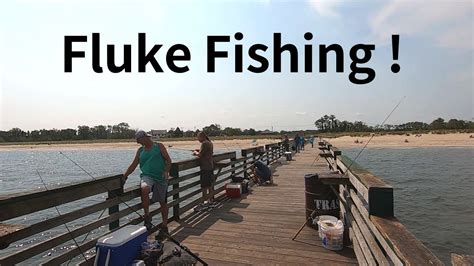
[
  {"left": 0, "top": 133, "right": 472, "bottom": 151},
  {"left": 0, "top": 139, "right": 280, "bottom": 151},
  {"left": 325, "top": 133, "right": 473, "bottom": 148}
]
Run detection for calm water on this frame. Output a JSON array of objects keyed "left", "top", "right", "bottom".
[
  {"left": 1, "top": 147, "right": 473, "bottom": 263},
  {"left": 343, "top": 147, "right": 474, "bottom": 263}
]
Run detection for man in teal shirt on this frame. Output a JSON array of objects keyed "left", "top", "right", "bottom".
[{"left": 123, "top": 130, "right": 172, "bottom": 237}]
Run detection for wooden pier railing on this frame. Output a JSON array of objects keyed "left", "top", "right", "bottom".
[
  {"left": 318, "top": 140, "right": 443, "bottom": 266},
  {"left": 0, "top": 141, "right": 290, "bottom": 265}
]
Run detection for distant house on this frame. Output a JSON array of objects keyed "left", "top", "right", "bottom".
[
  {"left": 150, "top": 130, "right": 168, "bottom": 138},
  {"left": 261, "top": 130, "right": 276, "bottom": 135}
]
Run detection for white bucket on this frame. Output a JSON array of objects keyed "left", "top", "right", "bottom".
[{"left": 317, "top": 216, "right": 344, "bottom": 251}]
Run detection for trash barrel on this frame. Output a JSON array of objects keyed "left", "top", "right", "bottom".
[{"left": 305, "top": 173, "right": 340, "bottom": 229}]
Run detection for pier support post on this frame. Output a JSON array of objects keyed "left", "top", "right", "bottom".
[{"left": 108, "top": 176, "right": 124, "bottom": 230}]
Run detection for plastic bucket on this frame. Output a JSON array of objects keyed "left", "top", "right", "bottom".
[
  {"left": 314, "top": 215, "right": 338, "bottom": 238},
  {"left": 317, "top": 218, "right": 344, "bottom": 251}
]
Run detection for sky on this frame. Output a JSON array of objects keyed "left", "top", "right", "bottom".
[{"left": 0, "top": 0, "right": 472, "bottom": 132}]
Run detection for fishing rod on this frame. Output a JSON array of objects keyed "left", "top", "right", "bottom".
[
  {"left": 58, "top": 151, "right": 208, "bottom": 266},
  {"left": 34, "top": 170, "right": 91, "bottom": 266},
  {"left": 292, "top": 96, "right": 406, "bottom": 241}
]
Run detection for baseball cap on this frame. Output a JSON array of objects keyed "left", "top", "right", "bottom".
[{"left": 135, "top": 130, "right": 151, "bottom": 139}]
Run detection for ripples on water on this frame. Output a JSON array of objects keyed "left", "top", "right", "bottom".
[
  {"left": 1, "top": 147, "right": 473, "bottom": 263},
  {"left": 343, "top": 147, "right": 474, "bottom": 263}
]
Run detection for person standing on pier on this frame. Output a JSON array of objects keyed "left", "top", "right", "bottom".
[
  {"left": 123, "top": 130, "right": 172, "bottom": 236},
  {"left": 301, "top": 134, "right": 306, "bottom": 151},
  {"left": 193, "top": 131, "right": 215, "bottom": 208},
  {"left": 294, "top": 134, "right": 301, "bottom": 153},
  {"left": 283, "top": 135, "right": 290, "bottom": 152}
]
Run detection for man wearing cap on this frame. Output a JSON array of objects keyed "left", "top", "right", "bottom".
[{"left": 123, "top": 130, "right": 172, "bottom": 237}]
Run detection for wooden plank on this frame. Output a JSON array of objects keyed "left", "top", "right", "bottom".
[
  {"left": 319, "top": 152, "right": 333, "bottom": 158},
  {"left": 371, "top": 216, "right": 443, "bottom": 265},
  {"left": 0, "top": 174, "right": 122, "bottom": 221},
  {"left": 0, "top": 224, "right": 23, "bottom": 248},
  {"left": 348, "top": 212, "right": 377, "bottom": 266},
  {"left": 350, "top": 228, "right": 368, "bottom": 266},
  {"left": 350, "top": 200, "right": 389, "bottom": 265},
  {"left": 318, "top": 173, "right": 350, "bottom": 185},
  {"left": 173, "top": 151, "right": 236, "bottom": 172},
  {"left": 330, "top": 145, "right": 342, "bottom": 156},
  {"left": 451, "top": 253, "right": 474, "bottom": 266},
  {"left": 349, "top": 189, "right": 403, "bottom": 265},
  {"left": 336, "top": 158, "right": 370, "bottom": 202},
  {"left": 0, "top": 188, "right": 140, "bottom": 249},
  {"left": 0, "top": 201, "right": 143, "bottom": 265},
  {"left": 338, "top": 155, "right": 394, "bottom": 217}
]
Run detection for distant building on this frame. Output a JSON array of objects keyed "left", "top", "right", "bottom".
[
  {"left": 261, "top": 130, "right": 276, "bottom": 135},
  {"left": 150, "top": 130, "right": 168, "bottom": 138}
]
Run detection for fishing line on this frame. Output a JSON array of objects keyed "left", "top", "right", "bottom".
[
  {"left": 65, "top": 208, "right": 107, "bottom": 266},
  {"left": 344, "top": 96, "right": 406, "bottom": 173},
  {"left": 34, "top": 170, "right": 91, "bottom": 266},
  {"left": 58, "top": 151, "right": 208, "bottom": 265}
]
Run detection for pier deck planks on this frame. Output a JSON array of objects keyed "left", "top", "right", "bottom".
[{"left": 155, "top": 148, "right": 357, "bottom": 265}]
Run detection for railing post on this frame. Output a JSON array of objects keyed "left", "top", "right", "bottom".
[
  {"left": 170, "top": 164, "right": 180, "bottom": 221},
  {"left": 242, "top": 149, "right": 248, "bottom": 179},
  {"left": 265, "top": 145, "right": 270, "bottom": 165},
  {"left": 108, "top": 175, "right": 124, "bottom": 230},
  {"left": 230, "top": 153, "right": 237, "bottom": 177}
]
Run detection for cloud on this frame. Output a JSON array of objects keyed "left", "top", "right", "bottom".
[
  {"left": 355, "top": 112, "right": 365, "bottom": 117},
  {"left": 371, "top": 0, "right": 473, "bottom": 50},
  {"left": 307, "top": 0, "right": 343, "bottom": 18},
  {"left": 295, "top": 112, "right": 307, "bottom": 116}
]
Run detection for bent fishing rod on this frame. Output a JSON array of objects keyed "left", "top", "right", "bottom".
[
  {"left": 292, "top": 96, "right": 406, "bottom": 241},
  {"left": 59, "top": 151, "right": 208, "bottom": 266},
  {"left": 34, "top": 170, "right": 92, "bottom": 266}
]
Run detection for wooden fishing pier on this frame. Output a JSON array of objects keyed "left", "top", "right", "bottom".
[{"left": 0, "top": 140, "right": 443, "bottom": 265}]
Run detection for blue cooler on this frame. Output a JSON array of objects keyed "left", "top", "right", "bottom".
[{"left": 94, "top": 225, "right": 147, "bottom": 266}]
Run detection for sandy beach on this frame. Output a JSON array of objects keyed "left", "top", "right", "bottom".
[
  {"left": 0, "top": 138, "right": 280, "bottom": 151},
  {"left": 326, "top": 132, "right": 474, "bottom": 148},
  {"left": 0, "top": 133, "right": 472, "bottom": 151}
]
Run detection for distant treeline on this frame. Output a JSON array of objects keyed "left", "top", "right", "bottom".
[
  {"left": 0, "top": 123, "right": 270, "bottom": 143},
  {"left": 314, "top": 115, "right": 473, "bottom": 133},
  {"left": 1, "top": 116, "right": 472, "bottom": 143}
]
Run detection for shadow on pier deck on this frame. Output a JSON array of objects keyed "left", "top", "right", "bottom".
[{"left": 159, "top": 148, "right": 357, "bottom": 265}]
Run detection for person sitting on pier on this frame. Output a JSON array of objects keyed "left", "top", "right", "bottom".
[
  {"left": 123, "top": 130, "right": 172, "bottom": 237},
  {"left": 193, "top": 131, "right": 216, "bottom": 209},
  {"left": 252, "top": 160, "right": 272, "bottom": 185}
]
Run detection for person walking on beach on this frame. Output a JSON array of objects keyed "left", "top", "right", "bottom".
[
  {"left": 309, "top": 136, "right": 315, "bottom": 148},
  {"left": 123, "top": 130, "right": 172, "bottom": 237},
  {"left": 193, "top": 132, "right": 215, "bottom": 208}
]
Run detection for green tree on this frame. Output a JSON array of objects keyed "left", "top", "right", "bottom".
[
  {"left": 173, "top": 127, "right": 183, "bottom": 138},
  {"left": 78, "top": 126, "right": 91, "bottom": 140},
  {"left": 430, "top": 118, "right": 446, "bottom": 130}
]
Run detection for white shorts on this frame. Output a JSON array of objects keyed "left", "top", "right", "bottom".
[{"left": 141, "top": 175, "right": 168, "bottom": 203}]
